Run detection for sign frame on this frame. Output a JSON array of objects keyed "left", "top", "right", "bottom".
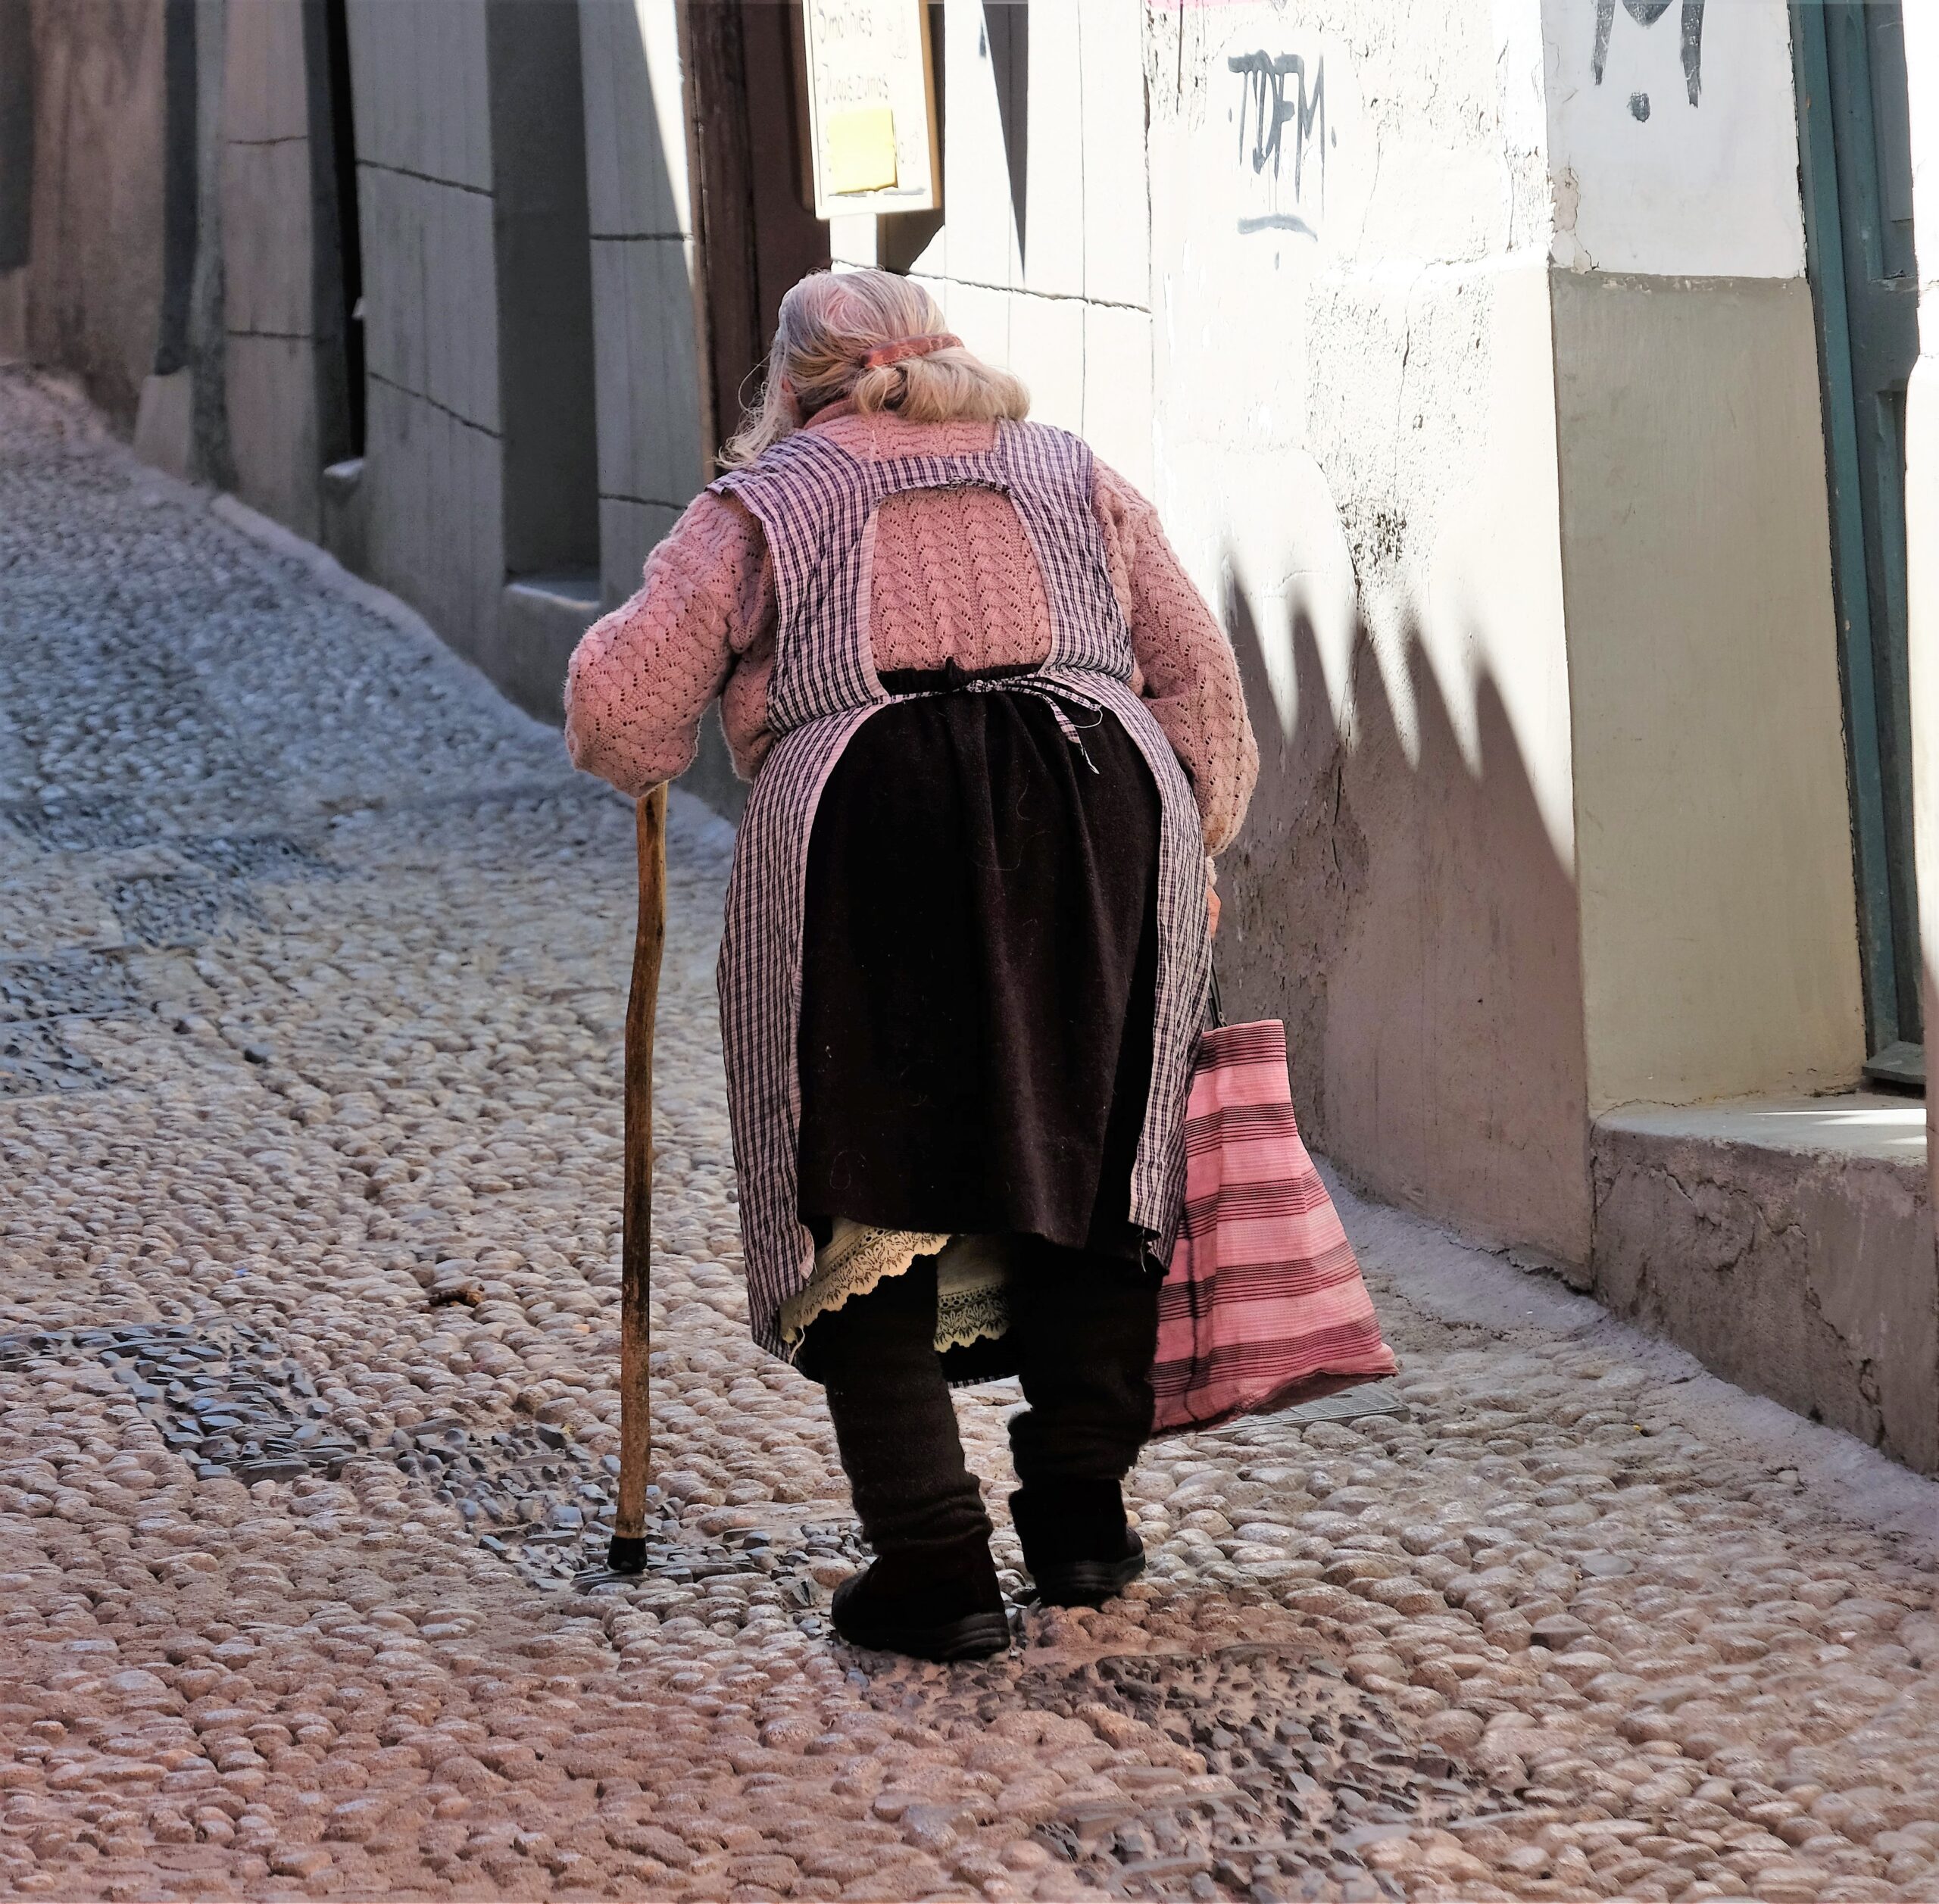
[{"left": 797, "top": 0, "right": 942, "bottom": 221}]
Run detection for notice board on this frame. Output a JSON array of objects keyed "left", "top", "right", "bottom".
[{"left": 799, "top": 0, "right": 940, "bottom": 219}]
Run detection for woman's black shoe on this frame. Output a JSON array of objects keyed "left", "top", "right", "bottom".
[
  {"left": 1010, "top": 1481, "right": 1147, "bottom": 1608},
  {"left": 829, "top": 1534, "right": 1010, "bottom": 1661},
  {"left": 1027, "top": 1530, "right": 1146, "bottom": 1609}
]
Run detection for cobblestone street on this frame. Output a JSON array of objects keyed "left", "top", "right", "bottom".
[{"left": 2, "top": 369, "right": 1938, "bottom": 1903}]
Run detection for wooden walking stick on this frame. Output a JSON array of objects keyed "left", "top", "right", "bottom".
[{"left": 607, "top": 782, "right": 669, "bottom": 1575}]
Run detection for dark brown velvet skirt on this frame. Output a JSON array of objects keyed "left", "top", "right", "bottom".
[{"left": 797, "top": 666, "right": 1161, "bottom": 1266}]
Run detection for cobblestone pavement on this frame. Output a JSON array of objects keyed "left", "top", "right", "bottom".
[{"left": 2, "top": 367, "right": 1937, "bottom": 1904}]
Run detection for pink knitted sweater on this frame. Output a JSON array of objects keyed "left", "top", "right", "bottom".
[{"left": 564, "top": 407, "right": 1260, "bottom": 851}]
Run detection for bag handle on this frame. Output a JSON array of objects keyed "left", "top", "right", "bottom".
[{"left": 1208, "top": 960, "right": 1227, "bottom": 1031}]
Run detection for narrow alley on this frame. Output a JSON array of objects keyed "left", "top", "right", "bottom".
[{"left": 2, "top": 370, "right": 1937, "bottom": 1904}]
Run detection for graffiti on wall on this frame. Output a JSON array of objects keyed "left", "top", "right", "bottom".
[
  {"left": 1229, "top": 51, "right": 1325, "bottom": 236},
  {"left": 1592, "top": 0, "right": 1706, "bottom": 120}
]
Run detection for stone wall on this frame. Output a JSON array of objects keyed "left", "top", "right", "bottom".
[
  {"left": 3, "top": 0, "right": 169, "bottom": 424},
  {"left": 581, "top": 0, "right": 707, "bottom": 610},
  {"left": 218, "top": 0, "right": 347, "bottom": 539},
  {"left": 344, "top": 0, "right": 507, "bottom": 679},
  {"left": 337, "top": 0, "right": 607, "bottom": 723}
]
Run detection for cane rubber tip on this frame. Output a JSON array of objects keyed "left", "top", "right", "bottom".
[{"left": 606, "top": 1535, "right": 648, "bottom": 1575}]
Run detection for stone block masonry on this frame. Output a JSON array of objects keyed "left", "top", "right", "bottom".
[{"left": 2, "top": 369, "right": 1937, "bottom": 1901}]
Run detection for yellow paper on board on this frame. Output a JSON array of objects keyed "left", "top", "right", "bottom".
[{"left": 826, "top": 107, "right": 898, "bottom": 195}]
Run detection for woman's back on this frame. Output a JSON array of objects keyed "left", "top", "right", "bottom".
[
  {"left": 564, "top": 403, "right": 1257, "bottom": 853},
  {"left": 812, "top": 409, "right": 1056, "bottom": 673}
]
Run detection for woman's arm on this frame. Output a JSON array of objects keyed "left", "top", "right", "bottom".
[
  {"left": 564, "top": 492, "right": 771, "bottom": 794},
  {"left": 1093, "top": 463, "right": 1260, "bottom": 853}
]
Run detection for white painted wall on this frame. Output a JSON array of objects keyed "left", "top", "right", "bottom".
[
  {"left": 1553, "top": 270, "right": 1863, "bottom": 1111},
  {"left": 1140, "top": 0, "right": 1593, "bottom": 1256},
  {"left": 888, "top": 0, "right": 1155, "bottom": 490},
  {"left": 1541, "top": 0, "right": 1805, "bottom": 278},
  {"left": 1147, "top": 0, "right": 1574, "bottom": 869}
]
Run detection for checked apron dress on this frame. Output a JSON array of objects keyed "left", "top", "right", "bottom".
[{"left": 711, "top": 419, "right": 1212, "bottom": 1359}]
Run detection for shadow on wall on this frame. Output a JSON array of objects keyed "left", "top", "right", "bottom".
[{"left": 1216, "top": 575, "right": 1592, "bottom": 1263}]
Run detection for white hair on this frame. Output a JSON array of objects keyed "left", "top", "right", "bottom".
[{"left": 722, "top": 268, "right": 1029, "bottom": 467}]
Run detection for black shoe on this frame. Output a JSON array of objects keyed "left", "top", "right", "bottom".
[
  {"left": 1027, "top": 1529, "right": 1146, "bottom": 1609},
  {"left": 1011, "top": 1481, "right": 1148, "bottom": 1609},
  {"left": 829, "top": 1534, "right": 1010, "bottom": 1662}
]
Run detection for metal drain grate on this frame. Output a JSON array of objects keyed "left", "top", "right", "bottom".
[{"left": 1282, "top": 1383, "right": 1405, "bottom": 1428}]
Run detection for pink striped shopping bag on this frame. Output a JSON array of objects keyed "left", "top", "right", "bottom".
[{"left": 1151, "top": 1015, "right": 1397, "bottom": 1435}]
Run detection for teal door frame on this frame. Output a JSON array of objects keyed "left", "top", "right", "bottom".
[{"left": 1793, "top": 0, "right": 1922, "bottom": 1072}]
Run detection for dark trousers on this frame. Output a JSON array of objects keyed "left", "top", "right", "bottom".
[{"left": 795, "top": 1238, "right": 1160, "bottom": 1553}]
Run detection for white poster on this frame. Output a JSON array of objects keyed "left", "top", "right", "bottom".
[{"left": 801, "top": 0, "right": 940, "bottom": 218}]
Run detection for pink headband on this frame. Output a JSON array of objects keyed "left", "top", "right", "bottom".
[{"left": 861, "top": 332, "right": 962, "bottom": 370}]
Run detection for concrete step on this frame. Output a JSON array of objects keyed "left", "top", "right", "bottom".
[{"left": 1591, "top": 1093, "right": 1933, "bottom": 1474}]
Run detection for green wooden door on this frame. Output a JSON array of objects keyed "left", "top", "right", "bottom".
[{"left": 1795, "top": 0, "right": 1922, "bottom": 1082}]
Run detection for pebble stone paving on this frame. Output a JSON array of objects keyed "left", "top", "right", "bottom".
[{"left": 1, "top": 367, "right": 1937, "bottom": 1902}]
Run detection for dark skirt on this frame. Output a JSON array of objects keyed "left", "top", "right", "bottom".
[{"left": 798, "top": 666, "right": 1162, "bottom": 1267}]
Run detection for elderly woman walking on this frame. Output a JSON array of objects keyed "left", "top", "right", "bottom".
[{"left": 566, "top": 268, "right": 1257, "bottom": 1661}]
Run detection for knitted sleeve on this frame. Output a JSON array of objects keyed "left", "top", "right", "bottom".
[
  {"left": 563, "top": 492, "right": 774, "bottom": 794},
  {"left": 1092, "top": 462, "right": 1260, "bottom": 853}
]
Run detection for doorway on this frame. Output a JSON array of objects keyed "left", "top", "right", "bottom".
[
  {"left": 0, "top": 0, "right": 31, "bottom": 276},
  {"left": 1794, "top": 0, "right": 1922, "bottom": 1085},
  {"left": 486, "top": 0, "right": 601, "bottom": 591},
  {"left": 685, "top": 1, "right": 832, "bottom": 453},
  {"left": 318, "top": 0, "right": 364, "bottom": 462}
]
